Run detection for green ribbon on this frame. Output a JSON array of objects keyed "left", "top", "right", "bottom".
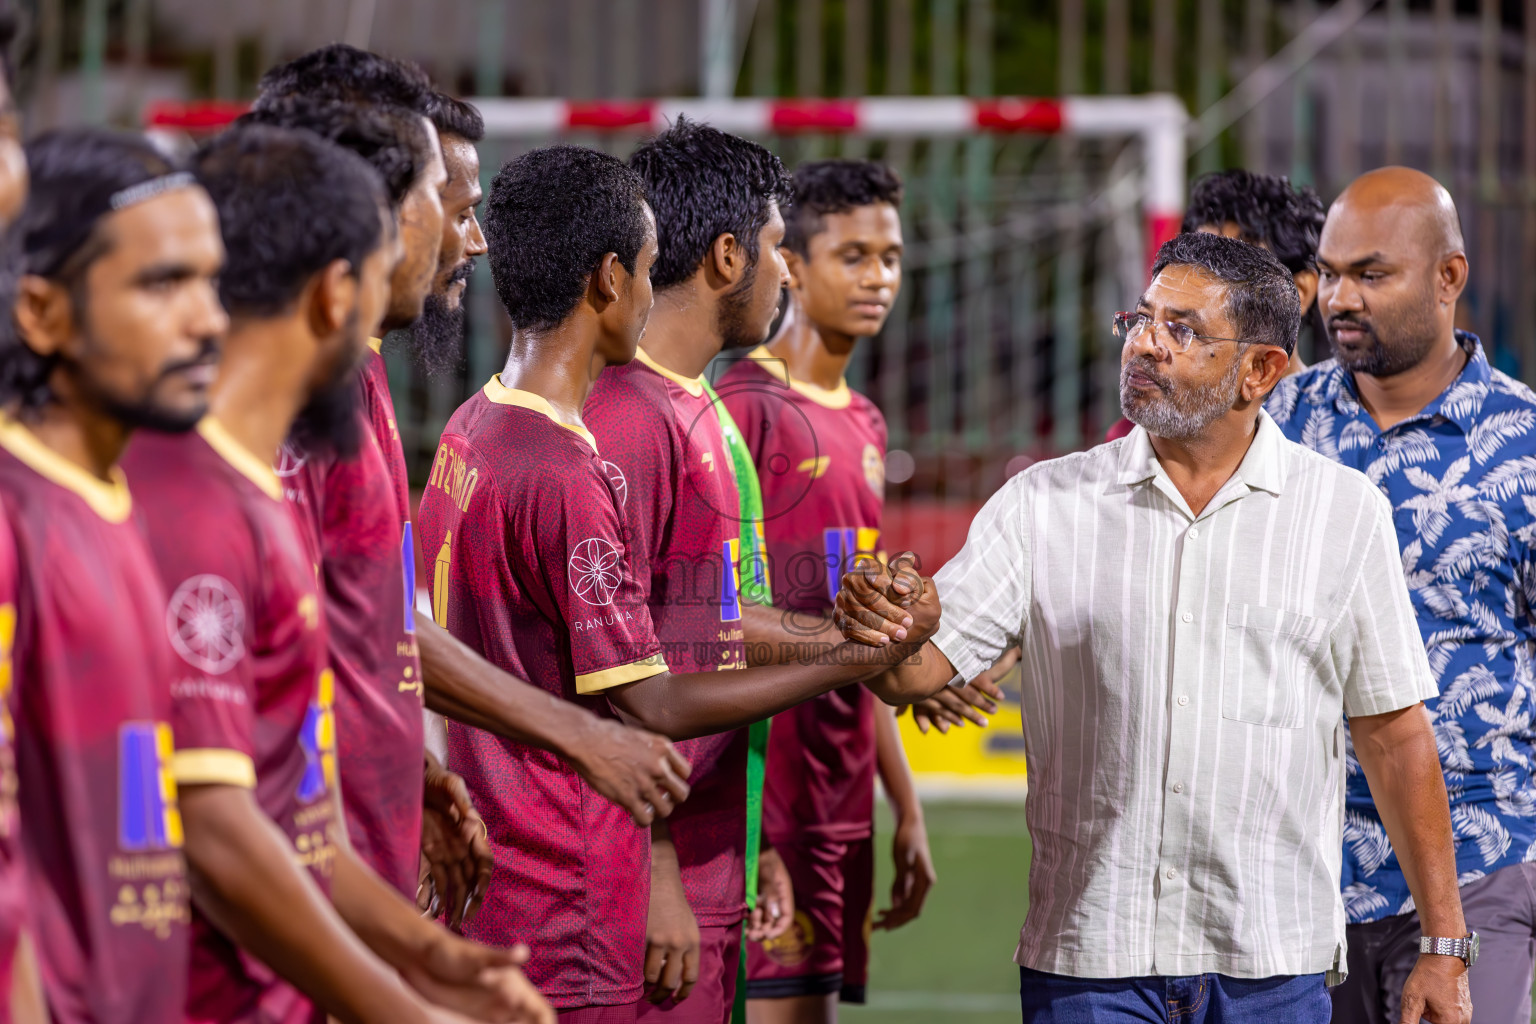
[{"left": 707, "top": 382, "right": 771, "bottom": 1024}]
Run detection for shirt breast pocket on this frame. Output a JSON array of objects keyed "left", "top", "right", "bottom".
[{"left": 1221, "top": 604, "right": 1327, "bottom": 729}]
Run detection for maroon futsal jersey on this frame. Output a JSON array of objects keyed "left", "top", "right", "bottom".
[
  {"left": 586, "top": 350, "right": 749, "bottom": 929},
  {"left": 418, "top": 376, "right": 666, "bottom": 1009},
  {"left": 126, "top": 421, "right": 338, "bottom": 1024},
  {"left": 286, "top": 343, "right": 423, "bottom": 897},
  {"left": 0, "top": 417, "right": 189, "bottom": 1024},
  {"left": 717, "top": 348, "right": 887, "bottom": 844},
  {"left": 0, "top": 511, "right": 21, "bottom": 1023}
]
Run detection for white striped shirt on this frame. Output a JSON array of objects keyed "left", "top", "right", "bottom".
[{"left": 931, "top": 410, "right": 1438, "bottom": 980}]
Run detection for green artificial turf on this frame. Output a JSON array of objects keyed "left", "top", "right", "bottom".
[{"left": 844, "top": 800, "right": 1031, "bottom": 1024}]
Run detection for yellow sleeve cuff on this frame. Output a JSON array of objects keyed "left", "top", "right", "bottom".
[
  {"left": 574, "top": 654, "right": 668, "bottom": 695},
  {"left": 172, "top": 748, "right": 257, "bottom": 788}
]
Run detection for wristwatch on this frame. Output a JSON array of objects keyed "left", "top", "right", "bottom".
[{"left": 1419, "top": 932, "right": 1479, "bottom": 968}]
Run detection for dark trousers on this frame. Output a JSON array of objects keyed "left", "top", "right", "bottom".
[{"left": 1018, "top": 967, "right": 1329, "bottom": 1023}]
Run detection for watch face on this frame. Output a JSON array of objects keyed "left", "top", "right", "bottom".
[{"left": 1467, "top": 931, "right": 1480, "bottom": 966}]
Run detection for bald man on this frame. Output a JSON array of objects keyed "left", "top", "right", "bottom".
[{"left": 1269, "top": 166, "right": 1528, "bottom": 1023}]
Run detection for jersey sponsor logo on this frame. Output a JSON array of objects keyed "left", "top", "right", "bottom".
[
  {"left": 797, "top": 455, "right": 831, "bottom": 479},
  {"left": 758, "top": 909, "right": 817, "bottom": 966},
  {"left": 701, "top": 450, "right": 715, "bottom": 472},
  {"left": 602, "top": 460, "right": 628, "bottom": 508},
  {"left": 569, "top": 537, "right": 622, "bottom": 607},
  {"left": 720, "top": 538, "right": 742, "bottom": 622},
  {"left": 432, "top": 531, "right": 453, "bottom": 628},
  {"left": 823, "top": 527, "right": 882, "bottom": 604},
  {"left": 400, "top": 521, "right": 417, "bottom": 635},
  {"left": 165, "top": 574, "right": 246, "bottom": 675},
  {"left": 427, "top": 442, "right": 481, "bottom": 513},
  {"left": 297, "top": 668, "right": 338, "bottom": 804},
  {"left": 274, "top": 440, "right": 308, "bottom": 478},
  {"left": 862, "top": 443, "right": 884, "bottom": 496},
  {"left": 118, "top": 722, "right": 184, "bottom": 851}
]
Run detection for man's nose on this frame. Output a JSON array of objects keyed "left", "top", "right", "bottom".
[
  {"left": 465, "top": 211, "right": 487, "bottom": 258},
  {"left": 1326, "top": 276, "right": 1363, "bottom": 314}
]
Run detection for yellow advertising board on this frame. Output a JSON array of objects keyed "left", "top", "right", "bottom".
[{"left": 898, "top": 663, "right": 1028, "bottom": 800}]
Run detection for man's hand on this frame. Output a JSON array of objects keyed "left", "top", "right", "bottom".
[
  {"left": 419, "top": 755, "right": 492, "bottom": 928},
  {"left": 909, "top": 648, "right": 1014, "bottom": 733},
  {"left": 835, "top": 552, "right": 937, "bottom": 648},
  {"left": 644, "top": 840, "right": 700, "bottom": 1004},
  {"left": 402, "top": 934, "right": 554, "bottom": 1024},
  {"left": 568, "top": 718, "right": 692, "bottom": 827},
  {"left": 873, "top": 811, "right": 936, "bottom": 931},
  {"left": 747, "top": 847, "right": 794, "bottom": 942},
  {"left": 1398, "top": 953, "right": 1470, "bottom": 1024}
]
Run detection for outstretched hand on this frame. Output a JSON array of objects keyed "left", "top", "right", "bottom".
[
  {"left": 910, "top": 647, "right": 1015, "bottom": 733},
  {"left": 834, "top": 552, "right": 937, "bottom": 648}
]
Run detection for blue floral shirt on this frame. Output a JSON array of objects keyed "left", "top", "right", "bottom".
[{"left": 1267, "top": 332, "right": 1536, "bottom": 923}]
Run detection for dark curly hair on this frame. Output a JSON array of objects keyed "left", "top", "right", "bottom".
[
  {"left": 484, "top": 145, "right": 650, "bottom": 331},
  {"left": 429, "top": 94, "right": 484, "bottom": 143},
  {"left": 1, "top": 129, "right": 183, "bottom": 409},
  {"left": 783, "top": 159, "right": 904, "bottom": 257},
  {"left": 1152, "top": 231, "right": 1302, "bottom": 356},
  {"left": 1181, "top": 170, "right": 1325, "bottom": 276},
  {"left": 237, "top": 95, "right": 426, "bottom": 210},
  {"left": 627, "top": 117, "right": 791, "bottom": 291},
  {"left": 193, "top": 123, "right": 388, "bottom": 319},
  {"left": 254, "top": 43, "right": 435, "bottom": 118}
]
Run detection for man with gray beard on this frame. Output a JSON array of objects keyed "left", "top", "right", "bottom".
[{"left": 831, "top": 230, "right": 1470, "bottom": 1022}]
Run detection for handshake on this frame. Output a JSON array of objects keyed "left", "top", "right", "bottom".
[{"left": 832, "top": 551, "right": 942, "bottom": 649}]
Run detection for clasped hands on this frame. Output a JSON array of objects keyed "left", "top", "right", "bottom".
[{"left": 833, "top": 551, "right": 940, "bottom": 649}]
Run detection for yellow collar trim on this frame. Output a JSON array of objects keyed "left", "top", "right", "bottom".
[
  {"left": 482, "top": 375, "right": 599, "bottom": 452},
  {"left": 634, "top": 347, "right": 705, "bottom": 398},
  {"left": 368, "top": 337, "right": 383, "bottom": 355},
  {"left": 196, "top": 418, "right": 283, "bottom": 502},
  {"left": 0, "top": 415, "right": 132, "bottom": 523},
  {"left": 744, "top": 345, "right": 853, "bottom": 410}
]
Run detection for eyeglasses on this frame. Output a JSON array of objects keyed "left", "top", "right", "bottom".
[{"left": 1112, "top": 311, "right": 1243, "bottom": 353}]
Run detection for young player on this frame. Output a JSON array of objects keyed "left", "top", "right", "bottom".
[
  {"left": 123, "top": 122, "right": 550, "bottom": 1024},
  {"left": 416, "top": 145, "right": 938, "bottom": 1021},
  {"left": 716, "top": 160, "right": 935, "bottom": 1022},
  {"left": 584, "top": 120, "right": 798, "bottom": 1022},
  {"left": 0, "top": 128, "right": 227, "bottom": 1023},
  {"left": 253, "top": 50, "right": 691, "bottom": 916}
]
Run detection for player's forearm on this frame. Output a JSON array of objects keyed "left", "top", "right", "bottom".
[
  {"left": 179, "top": 786, "right": 434, "bottom": 1024},
  {"left": 864, "top": 643, "right": 956, "bottom": 706},
  {"left": 418, "top": 612, "right": 600, "bottom": 755},
  {"left": 330, "top": 842, "right": 443, "bottom": 973},
  {"left": 873, "top": 701, "right": 922, "bottom": 822},
  {"left": 1352, "top": 704, "right": 1467, "bottom": 939},
  {"left": 740, "top": 600, "right": 837, "bottom": 665},
  {"left": 612, "top": 637, "right": 929, "bottom": 740}
]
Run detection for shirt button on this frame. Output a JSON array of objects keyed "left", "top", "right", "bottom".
[
  {"left": 1177, "top": 695, "right": 1190, "bottom": 707},
  {"left": 1181, "top": 611, "right": 1193, "bottom": 623},
  {"left": 1172, "top": 782, "right": 1184, "bottom": 793},
  {"left": 1187, "top": 527, "right": 1199, "bottom": 540},
  {"left": 1166, "top": 868, "right": 1177, "bottom": 880}
]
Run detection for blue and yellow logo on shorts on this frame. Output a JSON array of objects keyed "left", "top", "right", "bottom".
[
  {"left": 118, "top": 722, "right": 184, "bottom": 851},
  {"left": 298, "top": 668, "right": 338, "bottom": 804}
]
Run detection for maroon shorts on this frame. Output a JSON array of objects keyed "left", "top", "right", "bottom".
[
  {"left": 558, "top": 1004, "right": 639, "bottom": 1024},
  {"left": 745, "top": 837, "right": 873, "bottom": 1004},
  {"left": 636, "top": 923, "right": 741, "bottom": 1024}
]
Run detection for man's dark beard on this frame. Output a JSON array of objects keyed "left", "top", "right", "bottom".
[
  {"left": 90, "top": 336, "right": 219, "bottom": 434},
  {"left": 392, "top": 258, "right": 473, "bottom": 380},
  {"left": 716, "top": 259, "right": 771, "bottom": 351},
  {"left": 1327, "top": 312, "right": 1440, "bottom": 377},
  {"left": 289, "top": 372, "right": 363, "bottom": 460}
]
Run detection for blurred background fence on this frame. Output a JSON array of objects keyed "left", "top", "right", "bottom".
[{"left": 9, "top": 0, "right": 1536, "bottom": 539}]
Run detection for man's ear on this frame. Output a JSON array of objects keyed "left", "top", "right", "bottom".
[
  {"left": 708, "top": 232, "right": 745, "bottom": 287},
  {"left": 307, "top": 259, "right": 357, "bottom": 337},
  {"left": 1438, "top": 251, "right": 1469, "bottom": 307},
  {"left": 1243, "top": 345, "right": 1292, "bottom": 403},
  {"left": 591, "top": 251, "right": 622, "bottom": 306},
  {"left": 780, "top": 246, "right": 805, "bottom": 292},
  {"left": 1292, "top": 269, "right": 1319, "bottom": 312},
  {"left": 13, "top": 275, "right": 75, "bottom": 359}
]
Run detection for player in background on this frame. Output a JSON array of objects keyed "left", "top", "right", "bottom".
[
  {"left": 584, "top": 120, "right": 799, "bottom": 1022},
  {"left": 1105, "top": 169, "right": 1324, "bottom": 442},
  {"left": 715, "top": 160, "right": 943, "bottom": 1022},
  {"left": 0, "top": 7, "right": 35, "bottom": 1022},
  {"left": 124, "top": 123, "right": 550, "bottom": 1024},
  {"left": 253, "top": 48, "right": 692, "bottom": 919},
  {"left": 0, "top": 129, "right": 226, "bottom": 1023},
  {"left": 417, "top": 145, "right": 939, "bottom": 1022}
]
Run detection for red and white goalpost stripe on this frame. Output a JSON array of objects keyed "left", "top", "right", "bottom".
[{"left": 147, "top": 94, "right": 1188, "bottom": 262}]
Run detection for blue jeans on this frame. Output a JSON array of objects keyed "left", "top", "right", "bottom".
[{"left": 1018, "top": 967, "right": 1330, "bottom": 1023}]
